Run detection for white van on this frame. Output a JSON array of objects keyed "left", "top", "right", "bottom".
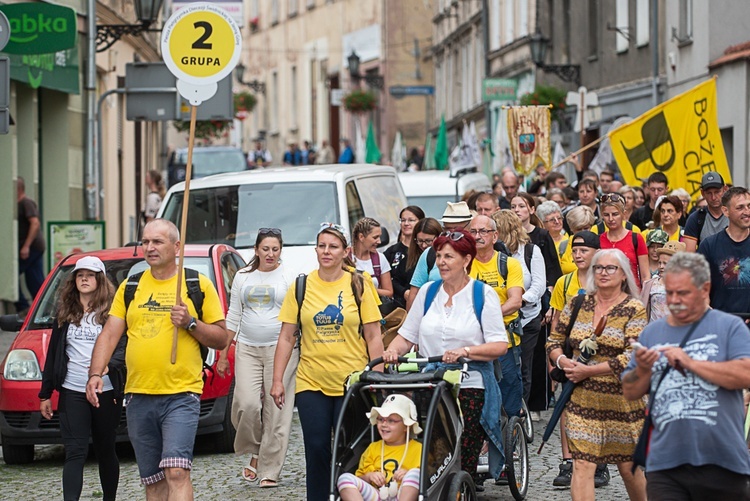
[
  {"left": 157, "top": 164, "right": 407, "bottom": 273},
  {"left": 398, "top": 169, "right": 492, "bottom": 219}
]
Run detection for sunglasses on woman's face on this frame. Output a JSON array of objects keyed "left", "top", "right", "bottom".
[
  {"left": 440, "top": 231, "right": 465, "bottom": 242},
  {"left": 258, "top": 227, "right": 282, "bottom": 236}
]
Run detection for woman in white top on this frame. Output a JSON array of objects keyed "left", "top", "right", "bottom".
[
  {"left": 39, "top": 256, "right": 122, "bottom": 501},
  {"left": 382, "top": 229, "right": 508, "bottom": 486},
  {"left": 351, "top": 217, "right": 394, "bottom": 299},
  {"left": 143, "top": 170, "right": 166, "bottom": 223},
  {"left": 218, "top": 228, "right": 298, "bottom": 488},
  {"left": 493, "top": 210, "right": 547, "bottom": 407}
]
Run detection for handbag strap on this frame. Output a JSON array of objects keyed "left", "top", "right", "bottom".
[
  {"left": 564, "top": 294, "right": 586, "bottom": 341},
  {"left": 646, "top": 309, "right": 709, "bottom": 412}
]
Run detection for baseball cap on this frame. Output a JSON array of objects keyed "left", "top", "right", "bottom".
[
  {"left": 440, "top": 201, "right": 473, "bottom": 224},
  {"left": 367, "top": 394, "right": 422, "bottom": 435},
  {"left": 657, "top": 241, "right": 686, "bottom": 256},
  {"left": 646, "top": 229, "right": 669, "bottom": 246},
  {"left": 73, "top": 256, "right": 106, "bottom": 274},
  {"left": 571, "top": 231, "right": 600, "bottom": 250},
  {"left": 701, "top": 172, "right": 724, "bottom": 190}
]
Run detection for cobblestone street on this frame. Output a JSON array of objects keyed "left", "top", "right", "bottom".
[{"left": 0, "top": 407, "right": 629, "bottom": 500}]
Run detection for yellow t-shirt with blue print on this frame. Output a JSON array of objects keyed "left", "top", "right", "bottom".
[{"left": 470, "top": 252, "right": 525, "bottom": 345}]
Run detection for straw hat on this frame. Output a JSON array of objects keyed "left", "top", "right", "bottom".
[{"left": 440, "top": 201, "right": 473, "bottom": 223}]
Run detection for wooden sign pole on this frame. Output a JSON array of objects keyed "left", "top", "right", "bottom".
[{"left": 172, "top": 105, "right": 197, "bottom": 364}]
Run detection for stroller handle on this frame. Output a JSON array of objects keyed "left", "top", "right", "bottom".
[{"left": 365, "top": 355, "right": 470, "bottom": 371}]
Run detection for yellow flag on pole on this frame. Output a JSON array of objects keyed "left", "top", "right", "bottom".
[
  {"left": 507, "top": 106, "right": 552, "bottom": 176},
  {"left": 609, "top": 78, "right": 731, "bottom": 200}
]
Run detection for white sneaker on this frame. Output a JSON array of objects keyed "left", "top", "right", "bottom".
[{"left": 530, "top": 411, "right": 541, "bottom": 422}]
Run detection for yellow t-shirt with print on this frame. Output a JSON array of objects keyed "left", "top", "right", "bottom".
[
  {"left": 642, "top": 226, "right": 682, "bottom": 244},
  {"left": 550, "top": 271, "right": 583, "bottom": 312},
  {"left": 109, "top": 269, "right": 225, "bottom": 395},
  {"left": 356, "top": 439, "right": 423, "bottom": 484},
  {"left": 470, "top": 252, "right": 524, "bottom": 345},
  {"left": 278, "top": 270, "right": 382, "bottom": 396}
]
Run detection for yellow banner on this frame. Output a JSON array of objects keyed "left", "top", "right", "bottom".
[
  {"left": 609, "top": 78, "right": 731, "bottom": 199},
  {"left": 507, "top": 106, "right": 552, "bottom": 176}
]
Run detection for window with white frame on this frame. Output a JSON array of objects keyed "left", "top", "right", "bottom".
[
  {"left": 271, "top": 71, "right": 279, "bottom": 130},
  {"left": 289, "top": 0, "right": 298, "bottom": 16},
  {"left": 588, "top": 0, "right": 599, "bottom": 58},
  {"left": 677, "top": 0, "right": 693, "bottom": 44},
  {"left": 615, "top": 0, "right": 628, "bottom": 53},
  {"left": 490, "top": 0, "right": 501, "bottom": 51},
  {"left": 504, "top": 0, "right": 515, "bottom": 45},
  {"left": 291, "top": 66, "right": 298, "bottom": 129},
  {"left": 519, "top": 0, "right": 528, "bottom": 37},
  {"left": 636, "top": 0, "right": 649, "bottom": 47},
  {"left": 271, "top": 0, "right": 279, "bottom": 24}
]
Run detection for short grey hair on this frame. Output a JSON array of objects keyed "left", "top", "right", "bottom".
[
  {"left": 565, "top": 205, "right": 596, "bottom": 233},
  {"left": 664, "top": 252, "right": 711, "bottom": 288},
  {"left": 536, "top": 200, "right": 563, "bottom": 222},
  {"left": 586, "top": 249, "right": 640, "bottom": 296}
]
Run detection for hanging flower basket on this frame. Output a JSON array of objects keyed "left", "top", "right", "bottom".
[
  {"left": 234, "top": 91, "right": 257, "bottom": 120},
  {"left": 343, "top": 89, "right": 377, "bottom": 113},
  {"left": 519, "top": 84, "right": 567, "bottom": 123},
  {"left": 172, "top": 120, "right": 231, "bottom": 141}
]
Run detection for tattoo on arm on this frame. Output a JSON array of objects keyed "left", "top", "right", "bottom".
[{"left": 623, "top": 371, "right": 640, "bottom": 383}]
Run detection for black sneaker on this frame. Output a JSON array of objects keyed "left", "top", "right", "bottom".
[
  {"left": 552, "top": 460, "right": 572, "bottom": 487},
  {"left": 594, "top": 464, "right": 610, "bottom": 488}
]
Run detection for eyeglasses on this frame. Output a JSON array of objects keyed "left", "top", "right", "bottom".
[
  {"left": 415, "top": 237, "right": 435, "bottom": 246},
  {"left": 440, "top": 231, "right": 465, "bottom": 241},
  {"left": 544, "top": 216, "right": 563, "bottom": 224},
  {"left": 592, "top": 264, "right": 620, "bottom": 275},
  {"left": 376, "top": 416, "right": 404, "bottom": 425},
  {"left": 600, "top": 193, "right": 625, "bottom": 204},
  {"left": 399, "top": 218, "right": 418, "bottom": 224},
  {"left": 469, "top": 228, "right": 494, "bottom": 236},
  {"left": 258, "top": 227, "right": 282, "bottom": 236}
]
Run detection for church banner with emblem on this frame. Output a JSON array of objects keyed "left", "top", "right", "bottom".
[
  {"left": 507, "top": 105, "right": 551, "bottom": 176},
  {"left": 610, "top": 78, "right": 731, "bottom": 199}
]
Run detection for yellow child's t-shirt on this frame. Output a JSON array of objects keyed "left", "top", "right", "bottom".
[
  {"left": 356, "top": 439, "right": 423, "bottom": 485},
  {"left": 278, "top": 270, "right": 382, "bottom": 396},
  {"left": 550, "top": 271, "right": 583, "bottom": 312},
  {"left": 109, "top": 269, "right": 225, "bottom": 395},
  {"left": 470, "top": 252, "right": 525, "bottom": 345}
]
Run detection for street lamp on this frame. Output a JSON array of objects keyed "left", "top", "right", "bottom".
[
  {"left": 347, "top": 50, "right": 384, "bottom": 89},
  {"left": 96, "top": 0, "right": 165, "bottom": 52},
  {"left": 529, "top": 28, "right": 581, "bottom": 87},
  {"left": 235, "top": 63, "right": 267, "bottom": 95}
]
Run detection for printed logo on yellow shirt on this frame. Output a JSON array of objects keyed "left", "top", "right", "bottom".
[
  {"left": 136, "top": 293, "right": 174, "bottom": 339},
  {"left": 314, "top": 291, "right": 345, "bottom": 338}
]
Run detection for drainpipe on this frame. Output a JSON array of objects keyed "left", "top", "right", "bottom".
[
  {"left": 651, "top": 0, "right": 659, "bottom": 107},
  {"left": 482, "top": 0, "right": 491, "bottom": 139},
  {"left": 85, "top": 0, "right": 97, "bottom": 219}
]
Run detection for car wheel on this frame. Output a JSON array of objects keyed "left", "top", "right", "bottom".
[
  {"left": 211, "top": 379, "right": 237, "bottom": 453},
  {"left": 2, "top": 438, "right": 34, "bottom": 464}
]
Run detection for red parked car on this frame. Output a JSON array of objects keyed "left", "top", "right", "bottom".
[{"left": 0, "top": 244, "right": 245, "bottom": 464}]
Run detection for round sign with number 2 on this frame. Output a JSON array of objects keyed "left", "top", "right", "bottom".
[{"left": 161, "top": 2, "right": 241, "bottom": 104}]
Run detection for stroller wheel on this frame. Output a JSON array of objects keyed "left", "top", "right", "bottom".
[
  {"left": 445, "top": 470, "right": 477, "bottom": 500},
  {"left": 504, "top": 416, "right": 529, "bottom": 500}
]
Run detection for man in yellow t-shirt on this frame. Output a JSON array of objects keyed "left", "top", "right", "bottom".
[
  {"left": 86, "top": 220, "right": 227, "bottom": 498},
  {"left": 468, "top": 215, "right": 524, "bottom": 418}
]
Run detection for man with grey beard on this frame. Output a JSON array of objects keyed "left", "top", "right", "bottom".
[{"left": 622, "top": 252, "right": 750, "bottom": 499}]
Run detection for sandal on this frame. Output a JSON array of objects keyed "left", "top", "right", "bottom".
[
  {"left": 259, "top": 478, "right": 278, "bottom": 488},
  {"left": 242, "top": 454, "right": 259, "bottom": 483}
]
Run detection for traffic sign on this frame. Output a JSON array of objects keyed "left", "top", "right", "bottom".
[
  {"left": 389, "top": 85, "right": 435, "bottom": 97},
  {"left": 161, "top": 2, "right": 241, "bottom": 104},
  {"left": 0, "top": 11, "right": 9, "bottom": 52}
]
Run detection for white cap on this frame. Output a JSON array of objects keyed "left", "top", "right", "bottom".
[
  {"left": 73, "top": 256, "right": 106, "bottom": 274},
  {"left": 367, "top": 394, "right": 422, "bottom": 435}
]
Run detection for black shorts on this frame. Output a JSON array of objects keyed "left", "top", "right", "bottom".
[{"left": 647, "top": 464, "right": 750, "bottom": 500}]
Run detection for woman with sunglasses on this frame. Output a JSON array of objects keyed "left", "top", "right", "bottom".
[
  {"left": 383, "top": 228, "right": 508, "bottom": 489},
  {"left": 219, "top": 228, "right": 298, "bottom": 488},
  {"left": 271, "top": 223, "right": 383, "bottom": 500},
  {"left": 384, "top": 206, "right": 425, "bottom": 309},
  {"left": 547, "top": 249, "right": 647, "bottom": 501},
  {"left": 599, "top": 193, "right": 649, "bottom": 288},
  {"left": 39, "top": 256, "right": 123, "bottom": 501}
]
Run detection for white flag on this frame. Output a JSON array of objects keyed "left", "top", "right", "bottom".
[
  {"left": 355, "top": 119, "right": 366, "bottom": 164},
  {"left": 553, "top": 141, "right": 577, "bottom": 185},
  {"left": 494, "top": 107, "right": 513, "bottom": 173},
  {"left": 588, "top": 136, "right": 612, "bottom": 174},
  {"left": 391, "top": 131, "right": 406, "bottom": 171},
  {"left": 468, "top": 121, "right": 483, "bottom": 167}
]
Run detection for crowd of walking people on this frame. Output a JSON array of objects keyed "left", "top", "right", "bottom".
[{"left": 38, "top": 166, "right": 750, "bottom": 500}]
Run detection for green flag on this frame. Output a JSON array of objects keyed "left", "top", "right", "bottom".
[
  {"left": 365, "top": 121, "right": 381, "bottom": 164},
  {"left": 434, "top": 115, "right": 449, "bottom": 170}
]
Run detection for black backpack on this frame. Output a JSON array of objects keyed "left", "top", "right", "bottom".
[{"left": 123, "top": 268, "right": 213, "bottom": 377}]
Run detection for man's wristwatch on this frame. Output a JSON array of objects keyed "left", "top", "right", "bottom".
[{"left": 187, "top": 317, "right": 198, "bottom": 332}]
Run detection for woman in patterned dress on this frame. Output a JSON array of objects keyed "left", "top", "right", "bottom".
[{"left": 547, "top": 248, "right": 647, "bottom": 501}]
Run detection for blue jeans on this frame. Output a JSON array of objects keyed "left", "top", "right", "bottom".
[
  {"left": 296, "top": 390, "right": 345, "bottom": 501},
  {"left": 16, "top": 247, "right": 45, "bottom": 311},
  {"left": 126, "top": 392, "right": 200, "bottom": 485},
  {"left": 498, "top": 348, "right": 523, "bottom": 418}
]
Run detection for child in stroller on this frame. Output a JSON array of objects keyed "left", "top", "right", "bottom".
[{"left": 337, "top": 394, "right": 422, "bottom": 501}]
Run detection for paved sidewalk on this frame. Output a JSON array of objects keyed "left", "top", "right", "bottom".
[{"left": 0, "top": 407, "right": 630, "bottom": 500}]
